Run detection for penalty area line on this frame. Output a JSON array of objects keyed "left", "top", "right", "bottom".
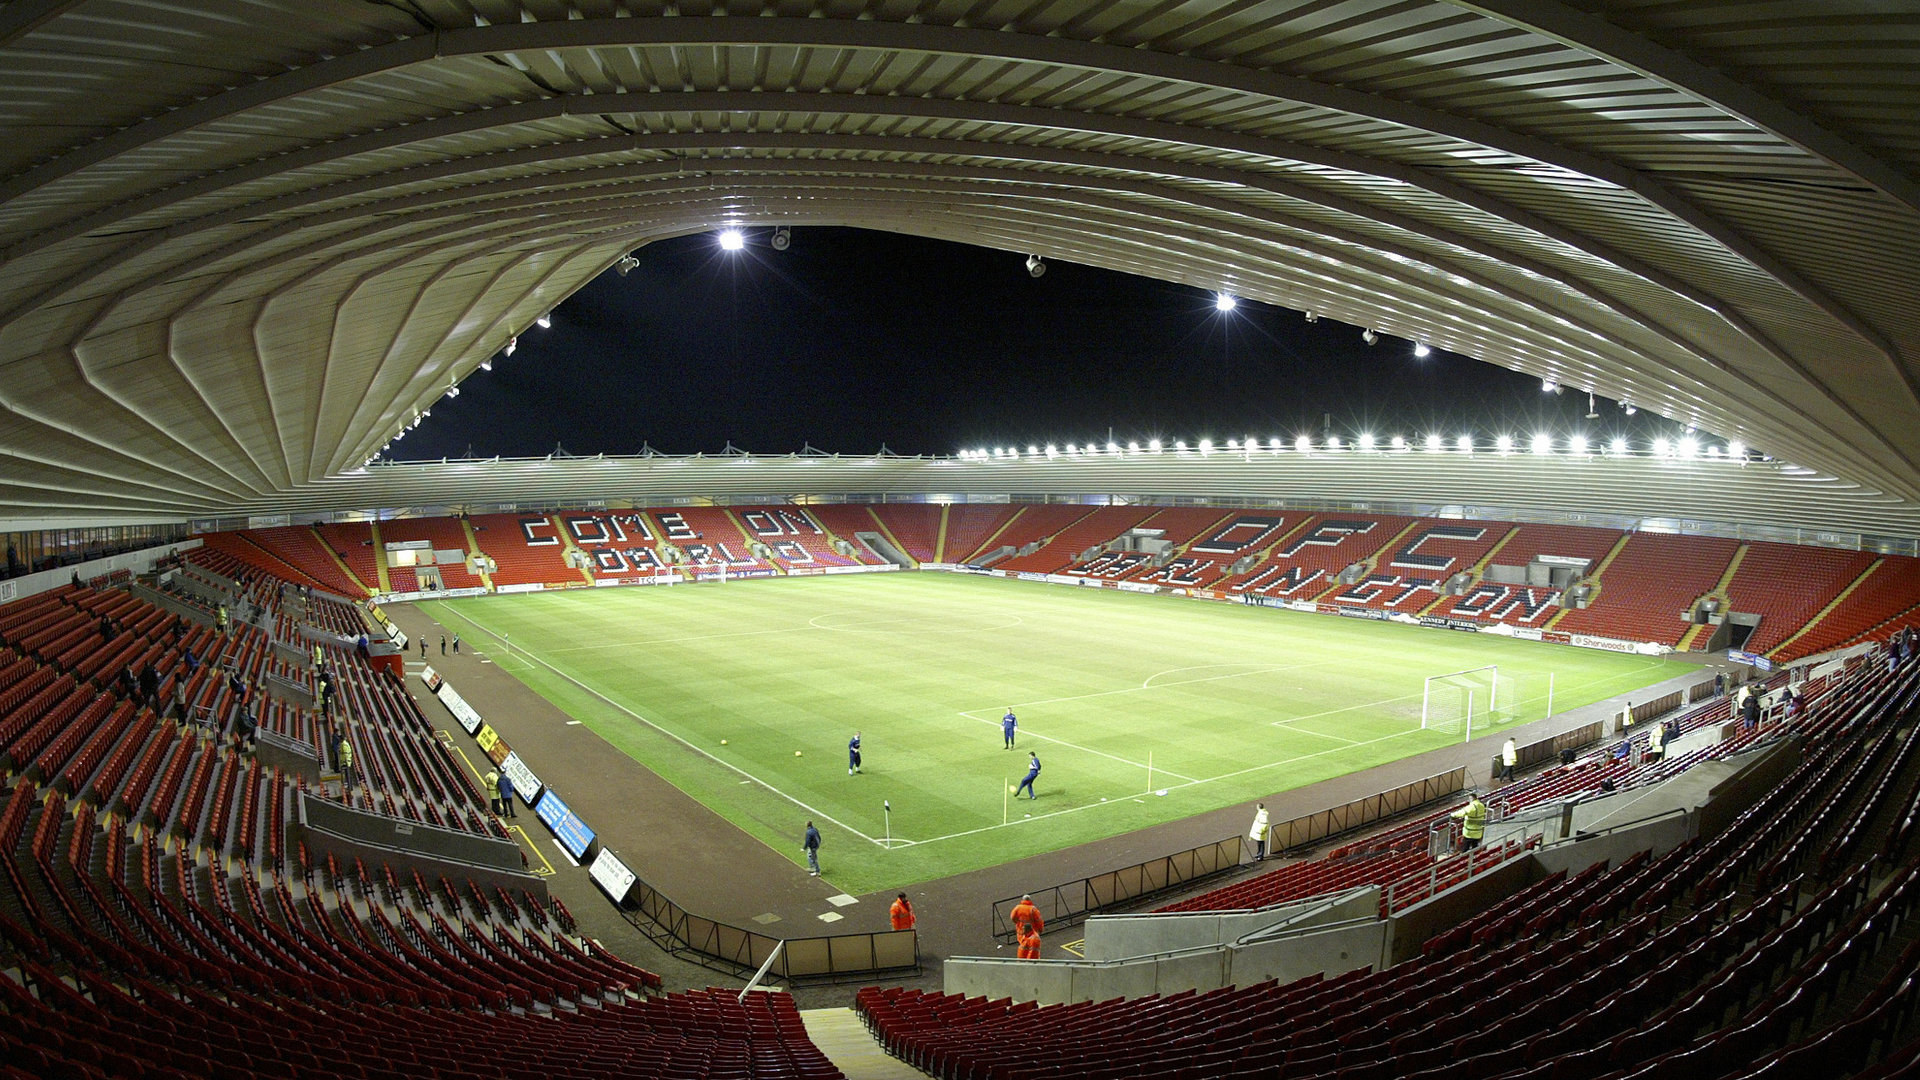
[{"left": 429, "top": 607, "right": 890, "bottom": 848}]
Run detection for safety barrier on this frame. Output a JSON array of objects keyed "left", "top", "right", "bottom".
[
  {"left": 990, "top": 835, "right": 1242, "bottom": 942},
  {"left": 622, "top": 874, "right": 918, "bottom": 983},
  {"left": 1273, "top": 767, "right": 1467, "bottom": 854},
  {"left": 1489, "top": 722, "right": 1604, "bottom": 778}
]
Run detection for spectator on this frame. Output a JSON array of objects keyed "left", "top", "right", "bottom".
[
  {"left": 1646, "top": 718, "right": 1665, "bottom": 762},
  {"left": 235, "top": 703, "right": 257, "bottom": 751},
  {"left": 1742, "top": 690, "right": 1761, "bottom": 732},
  {"left": 170, "top": 680, "right": 188, "bottom": 725},
  {"left": 890, "top": 893, "right": 915, "bottom": 931},
  {"left": 1248, "top": 803, "right": 1270, "bottom": 861},
  {"left": 485, "top": 771, "right": 503, "bottom": 815},
  {"left": 1451, "top": 791, "right": 1488, "bottom": 852},
  {"left": 802, "top": 821, "right": 822, "bottom": 877},
  {"left": 337, "top": 735, "right": 357, "bottom": 789},
  {"left": 216, "top": 604, "right": 228, "bottom": 634}
]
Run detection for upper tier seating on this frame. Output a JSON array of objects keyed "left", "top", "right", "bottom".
[
  {"left": 313, "top": 523, "right": 381, "bottom": 595},
  {"left": 376, "top": 518, "right": 482, "bottom": 590},
  {"left": 1726, "top": 542, "right": 1876, "bottom": 656},
  {"left": 1219, "top": 514, "right": 1417, "bottom": 599},
  {"left": 650, "top": 507, "right": 775, "bottom": 572},
  {"left": 467, "top": 513, "right": 581, "bottom": 586},
  {"left": 731, "top": 506, "right": 874, "bottom": 568},
  {"left": 932, "top": 505, "right": 1022, "bottom": 564},
  {"left": 222, "top": 526, "right": 370, "bottom": 597},
  {"left": 997, "top": 506, "right": 1158, "bottom": 574},
  {"left": 1777, "top": 556, "right": 1920, "bottom": 661},
  {"left": 1555, "top": 532, "right": 1740, "bottom": 646}
]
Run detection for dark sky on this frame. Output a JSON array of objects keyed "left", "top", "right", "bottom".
[{"left": 393, "top": 227, "right": 1685, "bottom": 461}]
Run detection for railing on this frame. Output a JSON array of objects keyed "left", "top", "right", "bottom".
[
  {"left": 989, "top": 835, "right": 1242, "bottom": 942},
  {"left": 1489, "top": 723, "right": 1603, "bottom": 778},
  {"left": 1383, "top": 819, "right": 1548, "bottom": 915},
  {"left": 1274, "top": 767, "right": 1466, "bottom": 853},
  {"left": 623, "top": 873, "right": 917, "bottom": 983}
]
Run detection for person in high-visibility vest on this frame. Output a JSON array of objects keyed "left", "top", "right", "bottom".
[
  {"left": 1647, "top": 720, "right": 1666, "bottom": 762},
  {"left": 337, "top": 736, "right": 356, "bottom": 789},
  {"left": 1500, "top": 738, "right": 1518, "bottom": 781},
  {"left": 485, "top": 771, "right": 503, "bottom": 816},
  {"left": 1451, "top": 792, "right": 1488, "bottom": 851},
  {"left": 1016, "top": 921, "right": 1042, "bottom": 960},
  {"left": 890, "top": 893, "right": 915, "bottom": 931},
  {"left": 1248, "top": 803, "right": 1270, "bottom": 861}
]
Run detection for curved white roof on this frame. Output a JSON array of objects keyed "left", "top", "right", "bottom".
[{"left": 2, "top": 2, "right": 1918, "bottom": 525}]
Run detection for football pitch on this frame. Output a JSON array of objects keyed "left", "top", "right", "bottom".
[{"left": 421, "top": 573, "right": 1694, "bottom": 895}]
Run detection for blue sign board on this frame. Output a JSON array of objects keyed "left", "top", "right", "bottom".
[{"left": 534, "top": 789, "right": 596, "bottom": 860}]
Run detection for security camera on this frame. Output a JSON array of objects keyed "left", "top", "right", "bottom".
[
  {"left": 1026, "top": 254, "right": 1046, "bottom": 278},
  {"left": 771, "top": 226, "right": 791, "bottom": 251}
]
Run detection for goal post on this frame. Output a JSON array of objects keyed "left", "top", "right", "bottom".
[{"left": 1421, "top": 665, "right": 1514, "bottom": 740}]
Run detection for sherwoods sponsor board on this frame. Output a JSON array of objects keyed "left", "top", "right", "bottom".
[
  {"left": 535, "top": 790, "right": 597, "bottom": 861},
  {"left": 1571, "top": 634, "right": 1640, "bottom": 653}
]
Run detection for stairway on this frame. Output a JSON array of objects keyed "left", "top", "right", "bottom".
[
  {"left": 547, "top": 515, "right": 597, "bottom": 586},
  {"left": 458, "top": 518, "right": 494, "bottom": 592},
  {"left": 1768, "top": 558, "right": 1885, "bottom": 660},
  {"left": 800, "top": 1006, "right": 933, "bottom": 1079},
  {"left": 309, "top": 526, "right": 374, "bottom": 596},
  {"left": 367, "top": 522, "right": 393, "bottom": 594}
]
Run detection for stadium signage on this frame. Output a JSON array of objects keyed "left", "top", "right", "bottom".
[
  {"left": 1510, "top": 628, "right": 1545, "bottom": 641},
  {"left": 1328, "top": 604, "right": 1388, "bottom": 620},
  {"left": 1016, "top": 572, "right": 1047, "bottom": 582},
  {"left": 1570, "top": 633, "right": 1640, "bottom": 654},
  {"left": 420, "top": 666, "right": 443, "bottom": 693},
  {"left": 371, "top": 586, "right": 488, "bottom": 605},
  {"left": 1116, "top": 580, "right": 1160, "bottom": 594},
  {"left": 588, "top": 847, "right": 638, "bottom": 906},
  {"left": 499, "top": 751, "right": 544, "bottom": 808},
  {"left": 496, "top": 582, "right": 547, "bottom": 594},
  {"left": 434, "top": 681, "right": 483, "bottom": 736},
  {"left": 1419, "top": 615, "right": 1483, "bottom": 632},
  {"left": 1728, "top": 649, "right": 1774, "bottom": 671},
  {"left": 535, "top": 789, "right": 597, "bottom": 861},
  {"left": 476, "top": 724, "right": 501, "bottom": 753}
]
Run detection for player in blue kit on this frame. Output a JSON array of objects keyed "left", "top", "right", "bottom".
[
  {"left": 1002, "top": 709, "right": 1017, "bottom": 749},
  {"left": 848, "top": 731, "right": 862, "bottom": 775}
]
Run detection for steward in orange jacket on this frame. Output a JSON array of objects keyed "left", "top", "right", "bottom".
[
  {"left": 1017, "top": 922, "right": 1041, "bottom": 959},
  {"left": 1009, "top": 895, "right": 1044, "bottom": 937},
  {"left": 890, "top": 893, "right": 915, "bottom": 931}
]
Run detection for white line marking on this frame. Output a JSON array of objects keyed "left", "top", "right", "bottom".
[
  {"left": 552, "top": 840, "right": 580, "bottom": 867},
  {"left": 432, "top": 606, "right": 888, "bottom": 846},
  {"left": 1000, "top": 659, "right": 1339, "bottom": 712},
  {"left": 1277, "top": 726, "right": 1359, "bottom": 745},
  {"left": 565, "top": 720, "right": 582, "bottom": 726}
]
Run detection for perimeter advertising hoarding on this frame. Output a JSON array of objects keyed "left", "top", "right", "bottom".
[
  {"left": 1728, "top": 649, "right": 1775, "bottom": 671},
  {"left": 435, "top": 681, "right": 482, "bottom": 735},
  {"left": 536, "top": 789, "right": 597, "bottom": 861},
  {"left": 499, "top": 751, "right": 544, "bottom": 808},
  {"left": 589, "top": 847, "right": 638, "bottom": 906}
]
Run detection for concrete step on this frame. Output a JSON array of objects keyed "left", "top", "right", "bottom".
[{"left": 800, "top": 1006, "right": 933, "bottom": 1080}]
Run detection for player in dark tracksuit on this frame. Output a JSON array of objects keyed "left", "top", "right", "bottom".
[
  {"left": 1015, "top": 752, "right": 1041, "bottom": 800},
  {"left": 1002, "top": 709, "right": 1017, "bottom": 749},
  {"left": 848, "top": 732, "right": 862, "bottom": 775}
]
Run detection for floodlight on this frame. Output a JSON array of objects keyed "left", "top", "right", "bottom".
[
  {"left": 1269, "top": 437, "right": 1283, "bottom": 452},
  {"left": 1610, "top": 436, "right": 1628, "bottom": 456},
  {"left": 1215, "top": 292, "right": 1237, "bottom": 312},
  {"left": 1176, "top": 440, "right": 1189, "bottom": 451},
  {"left": 1199, "top": 439, "right": 1214, "bottom": 455},
  {"left": 1046, "top": 444, "right": 1058, "bottom": 457},
  {"left": 615, "top": 254, "right": 640, "bottom": 276},
  {"left": 446, "top": 385, "right": 460, "bottom": 399},
  {"left": 1107, "top": 441, "right": 1120, "bottom": 453},
  {"left": 718, "top": 228, "right": 745, "bottom": 251},
  {"left": 479, "top": 359, "right": 491, "bottom": 371},
  {"left": 976, "top": 448, "right": 988, "bottom": 459},
  {"left": 1497, "top": 434, "right": 1514, "bottom": 453},
  {"left": 1425, "top": 433, "right": 1442, "bottom": 451},
  {"left": 1361, "top": 328, "right": 1378, "bottom": 345},
  {"left": 1326, "top": 435, "right": 1343, "bottom": 450},
  {"left": 1149, "top": 439, "right": 1163, "bottom": 452},
  {"left": 1295, "top": 435, "right": 1312, "bottom": 452},
  {"left": 1542, "top": 379, "right": 1558, "bottom": 393},
  {"left": 536, "top": 313, "right": 552, "bottom": 329},
  {"left": 1065, "top": 443, "right": 1078, "bottom": 455},
  {"left": 1679, "top": 437, "right": 1699, "bottom": 458},
  {"left": 503, "top": 337, "right": 516, "bottom": 357},
  {"left": 1707, "top": 446, "right": 1722, "bottom": 457},
  {"left": 1028, "top": 445, "right": 1039, "bottom": 455},
  {"left": 1569, "top": 434, "right": 1588, "bottom": 454},
  {"left": 1226, "top": 438, "right": 1240, "bottom": 450},
  {"left": 1358, "top": 433, "right": 1376, "bottom": 450},
  {"left": 1531, "top": 433, "right": 1550, "bottom": 454},
  {"left": 1128, "top": 441, "right": 1140, "bottom": 453},
  {"left": 1391, "top": 435, "right": 1406, "bottom": 450},
  {"left": 771, "top": 225, "right": 792, "bottom": 251},
  {"left": 1456, "top": 435, "right": 1473, "bottom": 452},
  {"left": 1413, "top": 343, "right": 1431, "bottom": 358},
  {"left": 1653, "top": 437, "right": 1672, "bottom": 456},
  {"left": 1623, "top": 402, "right": 1638, "bottom": 415},
  {"left": 1026, "top": 254, "right": 1046, "bottom": 278},
  {"left": 1304, "top": 311, "right": 1319, "bottom": 322},
  {"left": 1244, "top": 437, "right": 1259, "bottom": 454},
  {"left": 1728, "top": 439, "right": 1746, "bottom": 458}
]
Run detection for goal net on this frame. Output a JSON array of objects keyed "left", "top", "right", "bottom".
[{"left": 1421, "top": 666, "right": 1514, "bottom": 737}]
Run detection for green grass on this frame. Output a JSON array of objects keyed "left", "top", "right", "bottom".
[{"left": 422, "top": 573, "right": 1695, "bottom": 895}]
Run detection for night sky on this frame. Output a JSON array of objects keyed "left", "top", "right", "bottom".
[{"left": 394, "top": 228, "right": 1684, "bottom": 461}]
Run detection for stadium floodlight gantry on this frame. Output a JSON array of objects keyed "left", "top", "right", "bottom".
[{"left": 2, "top": 2, "right": 1920, "bottom": 529}]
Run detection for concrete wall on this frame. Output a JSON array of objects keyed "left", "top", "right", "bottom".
[
  {"left": 297, "top": 789, "right": 523, "bottom": 873},
  {"left": 1699, "top": 739, "right": 1801, "bottom": 839},
  {"left": 1534, "top": 811, "right": 1693, "bottom": 879},
  {"left": 1383, "top": 857, "right": 1534, "bottom": 966},
  {"left": 0, "top": 539, "right": 203, "bottom": 605},
  {"left": 1082, "top": 888, "right": 1378, "bottom": 960}
]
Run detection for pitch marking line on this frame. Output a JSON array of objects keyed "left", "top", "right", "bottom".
[
  {"left": 998, "top": 659, "right": 1340, "bottom": 713},
  {"left": 957, "top": 710, "right": 1199, "bottom": 782},
  {"left": 434, "top": 606, "right": 890, "bottom": 849}
]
